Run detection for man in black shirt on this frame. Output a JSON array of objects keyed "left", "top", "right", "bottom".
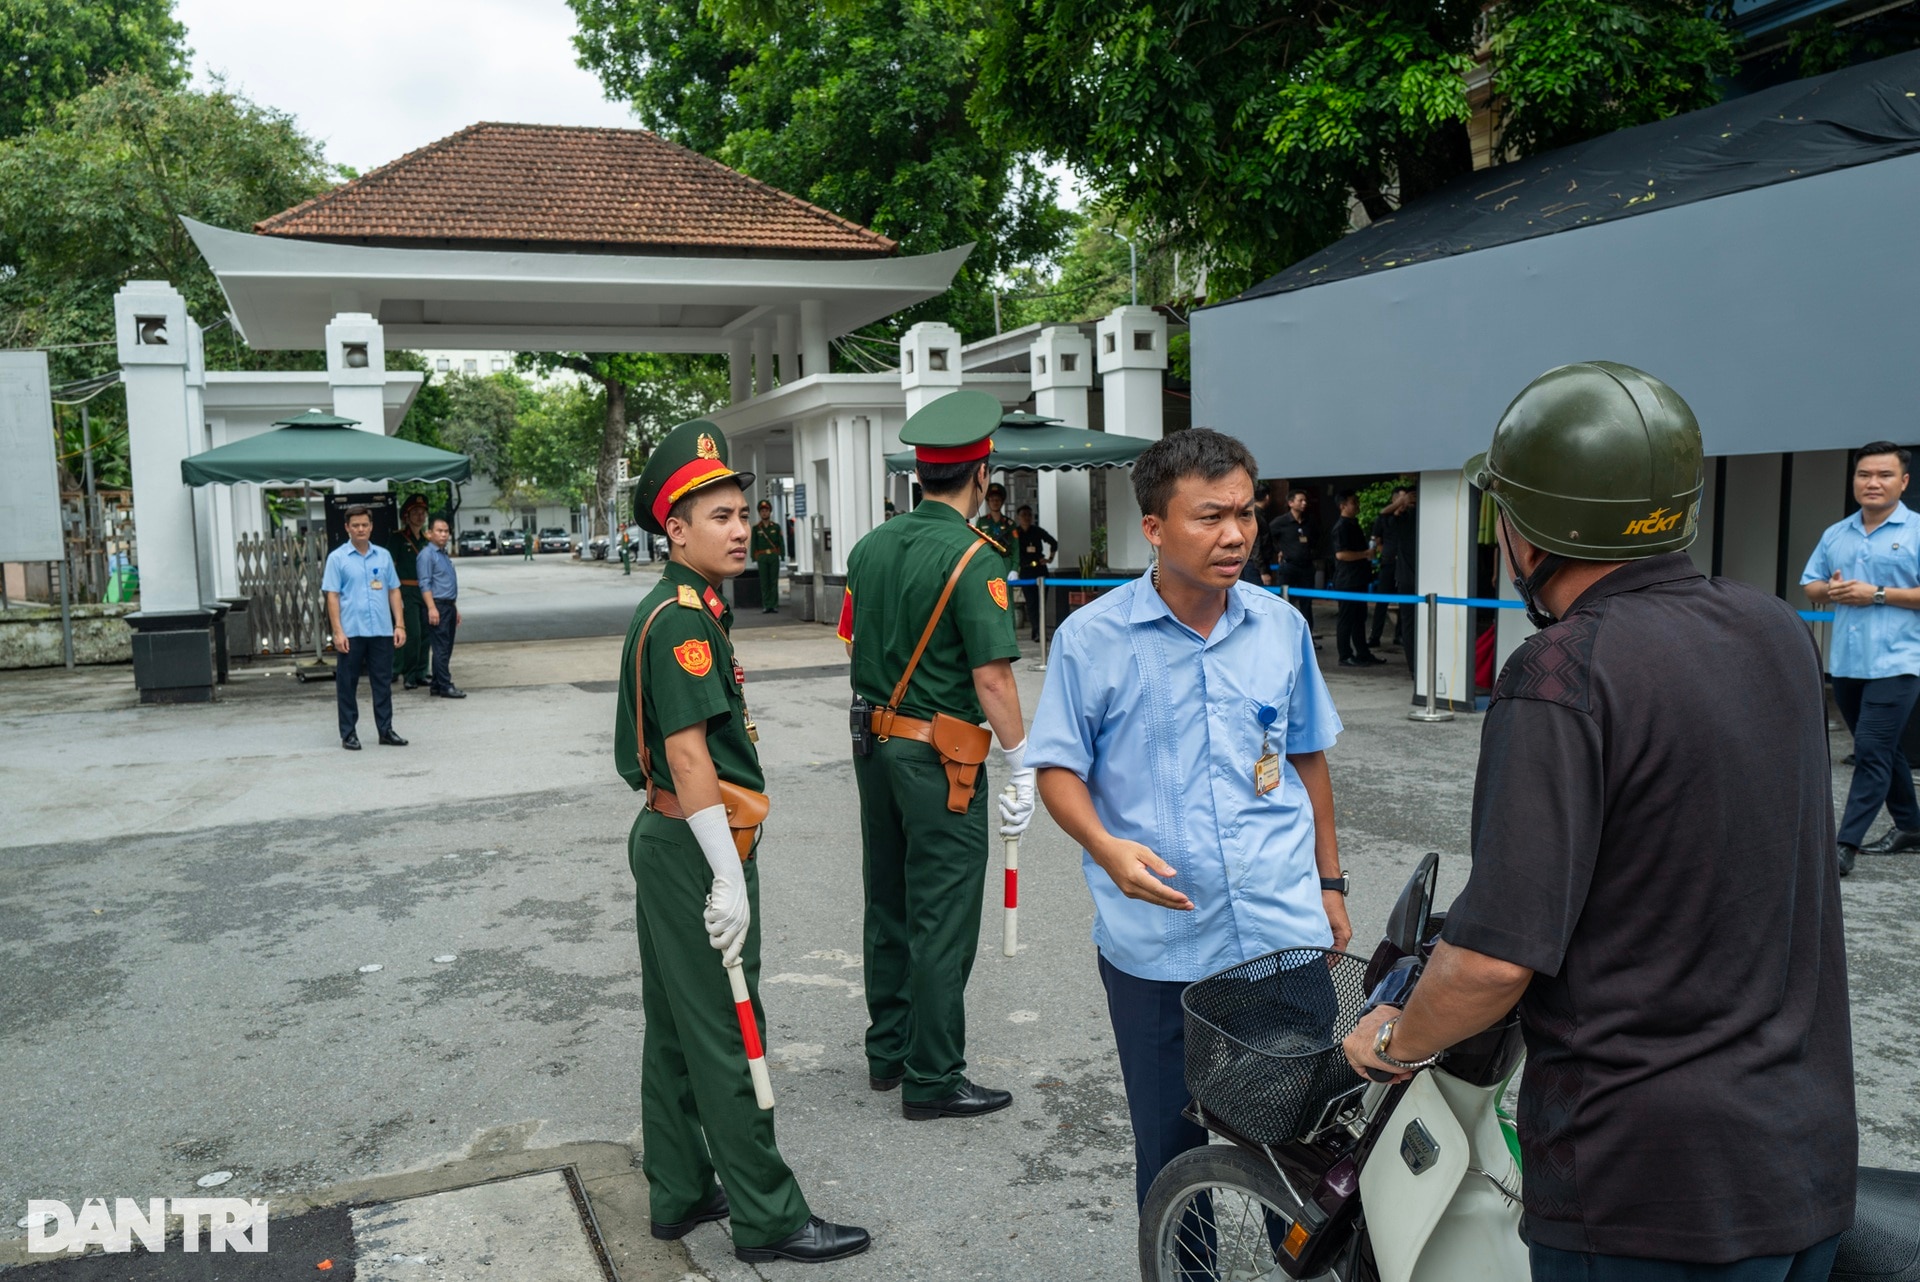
[
  {"left": 1270, "top": 488, "right": 1320, "bottom": 636},
  {"left": 1344, "top": 364, "right": 1853, "bottom": 1281},
  {"left": 1367, "top": 486, "right": 1407, "bottom": 649},
  {"left": 1013, "top": 505, "right": 1058, "bottom": 642},
  {"left": 1330, "top": 491, "right": 1383, "bottom": 666}
]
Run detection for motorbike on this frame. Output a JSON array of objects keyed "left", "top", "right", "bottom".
[{"left": 1138, "top": 853, "right": 1920, "bottom": 1282}]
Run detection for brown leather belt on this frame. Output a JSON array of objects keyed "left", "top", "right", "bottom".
[
  {"left": 648, "top": 785, "right": 688, "bottom": 819},
  {"left": 645, "top": 784, "right": 765, "bottom": 860},
  {"left": 867, "top": 710, "right": 992, "bottom": 813},
  {"left": 400, "top": 579, "right": 420, "bottom": 586},
  {"left": 870, "top": 710, "right": 938, "bottom": 745}
]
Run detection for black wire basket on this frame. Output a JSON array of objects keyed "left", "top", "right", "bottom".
[{"left": 1182, "top": 947, "right": 1372, "bottom": 1146}]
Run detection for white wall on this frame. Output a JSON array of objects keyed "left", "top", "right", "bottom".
[{"left": 1414, "top": 468, "right": 1477, "bottom": 711}]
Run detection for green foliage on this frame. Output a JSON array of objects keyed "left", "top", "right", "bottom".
[
  {"left": 569, "top": 0, "right": 1074, "bottom": 343},
  {"left": 388, "top": 350, "right": 449, "bottom": 452},
  {"left": 1492, "top": 0, "right": 1734, "bottom": 157},
  {"left": 1773, "top": 7, "right": 1920, "bottom": 80},
  {"left": 512, "top": 379, "right": 604, "bottom": 507},
  {"left": 1357, "top": 476, "right": 1415, "bottom": 535},
  {"left": 973, "top": 0, "right": 1739, "bottom": 297},
  {"left": 0, "top": 0, "right": 188, "bottom": 140}
]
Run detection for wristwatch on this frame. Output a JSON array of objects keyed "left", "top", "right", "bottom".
[
  {"left": 1373, "top": 1017, "right": 1443, "bottom": 1073},
  {"left": 1320, "top": 872, "right": 1349, "bottom": 895},
  {"left": 1875, "top": 586, "right": 1888, "bottom": 605}
]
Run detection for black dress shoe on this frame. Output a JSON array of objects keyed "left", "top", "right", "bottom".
[
  {"left": 378, "top": 731, "right": 409, "bottom": 746},
  {"left": 1862, "top": 827, "right": 1920, "bottom": 855},
  {"left": 870, "top": 1072, "right": 903, "bottom": 1093},
  {"left": 429, "top": 687, "right": 467, "bottom": 699},
  {"left": 1338, "top": 657, "right": 1362, "bottom": 667},
  {"left": 650, "top": 1187, "right": 729, "bottom": 1240},
  {"left": 735, "top": 1215, "right": 871, "bottom": 1264},
  {"left": 341, "top": 735, "right": 361, "bottom": 751},
  {"left": 1838, "top": 844, "right": 1858, "bottom": 877},
  {"left": 403, "top": 679, "right": 424, "bottom": 690},
  {"left": 902, "top": 1078, "right": 1012, "bottom": 1121}
]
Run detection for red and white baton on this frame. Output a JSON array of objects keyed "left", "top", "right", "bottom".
[
  {"left": 1002, "top": 783, "right": 1019, "bottom": 957},
  {"left": 725, "top": 956, "right": 774, "bottom": 1110}
]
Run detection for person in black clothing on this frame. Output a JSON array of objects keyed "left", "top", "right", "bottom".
[
  {"left": 1331, "top": 491, "right": 1383, "bottom": 666},
  {"left": 1368, "top": 486, "right": 1408, "bottom": 649},
  {"left": 1269, "top": 488, "right": 1320, "bottom": 637},
  {"left": 1014, "top": 505, "right": 1058, "bottom": 642},
  {"left": 1389, "top": 488, "right": 1418, "bottom": 676},
  {"left": 1238, "top": 483, "right": 1283, "bottom": 587}
]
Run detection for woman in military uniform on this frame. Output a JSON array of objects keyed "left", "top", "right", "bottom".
[{"left": 617, "top": 420, "right": 869, "bottom": 1265}]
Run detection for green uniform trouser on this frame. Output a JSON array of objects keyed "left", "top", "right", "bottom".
[
  {"left": 398, "top": 586, "right": 428, "bottom": 683},
  {"left": 854, "top": 738, "right": 989, "bottom": 1103},
  {"left": 756, "top": 556, "right": 780, "bottom": 609},
  {"left": 629, "top": 812, "right": 809, "bottom": 1248}
]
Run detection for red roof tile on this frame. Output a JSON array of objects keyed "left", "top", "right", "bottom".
[{"left": 255, "top": 122, "right": 896, "bottom": 259}]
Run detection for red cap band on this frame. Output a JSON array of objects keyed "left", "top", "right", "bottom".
[
  {"left": 914, "top": 438, "right": 994, "bottom": 465},
  {"left": 652, "top": 460, "right": 736, "bottom": 526}
]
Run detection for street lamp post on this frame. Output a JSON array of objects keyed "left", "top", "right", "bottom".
[{"left": 1101, "top": 227, "right": 1138, "bottom": 306}]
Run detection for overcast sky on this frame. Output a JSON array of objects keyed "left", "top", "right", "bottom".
[{"left": 175, "top": 0, "right": 638, "bottom": 175}]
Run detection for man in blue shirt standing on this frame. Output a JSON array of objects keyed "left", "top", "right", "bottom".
[
  {"left": 323, "top": 505, "right": 409, "bottom": 750},
  {"left": 1802, "top": 440, "right": 1920, "bottom": 875},
  {"left": 417, "top": 515, "right": 465, "bottom": 699},
  {"left": 1027, "top": 429, "right": 1348, "bottom": 1212}
]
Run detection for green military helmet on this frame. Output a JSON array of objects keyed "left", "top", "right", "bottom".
[
  {"left": 1465, "top": 361, "right": 1704, "bottom": 560},
  {"left": 900, "top": 388, "right": 1001, "bottom": 466},
  {"left": 634, "top": 419, "right": 756, "bottom": 536}
]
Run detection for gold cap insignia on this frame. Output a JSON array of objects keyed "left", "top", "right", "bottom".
[{"left": 696, "top": 433, "right": 720, "bottom": 461}]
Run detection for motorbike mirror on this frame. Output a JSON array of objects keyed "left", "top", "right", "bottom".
[{"left": 1385, "top": 853, "right": 1440, "bottom": 956}]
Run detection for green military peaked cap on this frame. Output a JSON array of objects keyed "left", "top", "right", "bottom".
[
  {"left": 634, "top": 419, "right": 755, "bottom": 535},
  {"left": 1466, "top": 361, "right": 1703, "bottom": 560},
  {"left": 900, "top": 389, "right": 1002, "bottom": 464}
]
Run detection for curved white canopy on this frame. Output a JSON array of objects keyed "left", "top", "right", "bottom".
[{"left": 184, "top": 218, "right": 972, "bottom": 353}]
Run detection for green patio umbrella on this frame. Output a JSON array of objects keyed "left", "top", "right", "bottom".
[
  {"left": 180, "top": 411, "right": 472, "bottom": 486},
  {"left": 884, "top": 411, "right": 1151, "bottom": 475}
]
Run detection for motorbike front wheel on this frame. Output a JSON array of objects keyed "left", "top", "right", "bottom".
[{"left": 1139, "top": 1144, "right": 1350, "bottom": 1282}]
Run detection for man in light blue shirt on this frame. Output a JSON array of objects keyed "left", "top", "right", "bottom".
[
  {"left": 1802, "top": 440, "right": 1920, "bottom": 873},
  {"left": 322, "top": 505, "right": 408, "bottom": 750},
  {"left": 416, "top": 515, "right": 465, "bottom": 699},
  {"left": 1029, "top": 429, "right": 1348, "bottom": 1211}
]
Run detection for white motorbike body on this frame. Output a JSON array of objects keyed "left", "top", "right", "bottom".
[{"left": 1357, "top": 1067, "right": 1527, "bottom": 1282}]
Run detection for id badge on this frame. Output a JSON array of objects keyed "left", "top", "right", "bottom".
[
  {"left": 369, "top": 577, "right": 383, "bottom": 591},
  {"left": 1254, "top": 751, "right": 1281, "bottom": 796}
]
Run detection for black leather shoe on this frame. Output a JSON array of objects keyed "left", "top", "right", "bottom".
[
  {"left": 902, "top": 1079, "right": 1012, "bottom": 1121},
  {"left": 1839, "top": 844, "right": 1858, "bottom": 877},
  {"left": 342, "top": 735, "right": 361, "bottom": 751},
  {"left": 403, "top": 679, "right": 424, "bottom": 690},
  {"left": 870, "top": 1072, "right": 903, "bottom": 1093},
  {"left": 734, "top": 1215, "right": 871, "bottom": 1264},
  {"left": 378, "top": 731, "right": 409, "bottom": 746},
  {"left": 1338, "top": 658, "right": 1362, "bottom": 667},
  {"left": 430, "top": 687, "right": 467, "bottom": 699},
  {"left": 650, "top": 1187, "right": 729, "bottom": 1240},
  {"left": 1863, "top": 828, "right": 1920, "bottom": 855}
]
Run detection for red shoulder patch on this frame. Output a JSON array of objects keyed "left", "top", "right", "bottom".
[
  {"left": 988, "top": 578, "right": 1009, "bottom": 610},
  {"left": 673, "top": 639, "right": 714, "bottom": 677},
  {"left": 701, "top": 587, "right": 725, "bottom": 619}
]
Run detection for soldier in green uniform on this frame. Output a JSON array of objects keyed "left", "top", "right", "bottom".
[
  {"left": 751, "top": 500, "right": 785, "bottom": 613},
  {"left": 617, "top": 420, "right": 870, "bottom": 1265},
  {"left": 834, "top": 389, "right": 1038, "bottom": 1120},
  {"left": 385, "top": 494, "right": 431, "bottom": 690},
  {"left": 976, "top": 482, "right": 1017, "bottom": 573}
]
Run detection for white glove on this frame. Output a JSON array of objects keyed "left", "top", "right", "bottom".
[
  {"left": 687, "top": 804, "right": 750, "bottom": 965},
  {"left": 998, "top": 738, "right": 1037, "bottom": 838}
]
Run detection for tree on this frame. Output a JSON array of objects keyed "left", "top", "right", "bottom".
[
  {"left": 439, "top": 373, "right": 524, "bottom": 497},
  {"left": 0, "top": 0, "right": 188, "bottom": 140},
  {"left": 568, "top": 0, "right": 1074, "bottom": 342},
  {"left": 973, "top": 0, "right": 1736, "bottom": 297}
]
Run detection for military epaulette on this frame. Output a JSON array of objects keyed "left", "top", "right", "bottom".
[
  {"left": 676, "top": 584, "right": 703, "bottom": 609},
  {"left": 967, "top": 523, "right": 1007, "bottom": 554}
]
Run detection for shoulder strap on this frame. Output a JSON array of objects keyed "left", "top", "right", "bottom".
[
  {"left": 885, "top": 537, "right": 989, "bottom": 712},
  {"left": 631, "top": 598, "right": 681, "bottom": 788}
]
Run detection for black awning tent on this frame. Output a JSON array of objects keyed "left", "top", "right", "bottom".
[{"left": 1192, "top": 50, "right": 1920, "bottom": 477}]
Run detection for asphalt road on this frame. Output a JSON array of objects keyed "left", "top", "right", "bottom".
[{"left": 2, "top": 560, "right": 1916, "bottom": 1280}]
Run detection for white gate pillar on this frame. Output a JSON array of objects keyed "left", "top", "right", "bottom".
[
  {"left": 799, "top": 299, "right": 830, "bottom": 380},
  {"left": 1415, "top": 469, "right": 1478, "bottom": 712},
  {"left": 327, "top": 313, "right": 388, "bottom": 496},
  {"left": 1096, "top": 306, "right": 1166, "bottom": 572},
  {"left": 1032, "top": 325, "right": 1094, "bottom": 566}
]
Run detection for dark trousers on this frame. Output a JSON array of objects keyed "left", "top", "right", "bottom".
[
  {"left": 1530, "top": 1234, "right": 1839, "bottom": 1282},
  {"left": 398, "top": 586, "right": 428, "bottom": 684},
  {"left": 429, "top": 596, "right": 457, "bottom": 692},
  {"left": 1020, "top": 577, "right": 1043, "bottom": 640},
  {"left": 1099, "top": 953, "right": 1208, "bottom": 1210},
  {"left": 335, "top": 634, "right": 394, "bottom": 740},
  {"left": 1335, "top": 593, "right": 1375, "bottom": 663},
  {"left": 1832, "top": 674, "right": 1920, "bottom": 846},
  {"left": 1278, "top": 564, "right": 1316, "bottom": 634},
  {"left": 1368, "top": 595, "right": 1392, "bottom": 647}
]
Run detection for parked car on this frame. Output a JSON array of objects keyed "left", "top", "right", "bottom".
[
  {"left": 586, "top": 535, "right": 611, "bottom": 560},
  {"left": 496, "top": 529, "right": 527, "bottom": 555},
  {"left": 456, "top": 529, "right": 497, "bottom": 556},
  {"left": 537, "top": 527, "right": 572, "bottom": 553}
]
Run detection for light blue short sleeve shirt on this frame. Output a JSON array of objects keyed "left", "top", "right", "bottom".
[
  {"left": 322, "top": 542, "right": 398, "bottom": 638},
  {"left": 1026, "top": 573, "right": 1344, "bottom": 982},
  {"left": 1801, "top": 502, "right": 1920, "bottom": 680}
]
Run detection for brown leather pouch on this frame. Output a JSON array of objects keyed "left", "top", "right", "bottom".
[
  {"left": 931, "top": 713, "right": 992, "bottom": 813},
  {"left": 718, "top": 781, "right": 771, "bottom": 859}
]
